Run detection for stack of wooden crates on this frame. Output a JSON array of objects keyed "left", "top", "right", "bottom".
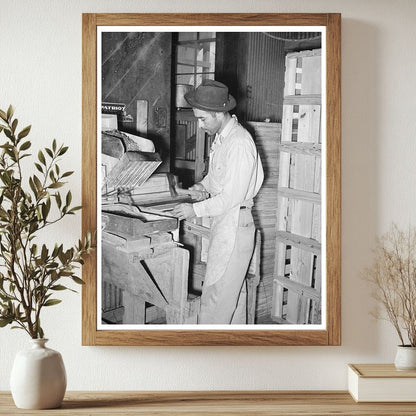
[
  {"left": 272, "top": 49, "right": 322, "bottom": 325},
  {"left": 250, "top": 49, "right": 322, "bottom": 325}
]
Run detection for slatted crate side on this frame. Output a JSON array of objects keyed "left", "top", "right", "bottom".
[
  {"left": 286, "top": 75, "right": 321, "bottom": 323},
  {"left": 102, "top": 281, "right": 124, "bottom": 312},
  {"left": 176, "top": 117, "right": 198, "bottom": 160},
  {"left": 287, "top": 148, "right": 318, "bottom": 321},
  {"left": 277, "top": 153, "right": 321, "bottom": 324},
  {"left": 102, "top": 281, "right": 124, "bottom": 324},
  {"left": 272, "top": 48, "right": 322, "bottom": 325},
  {"left": 246, "top": 121, "right": 281, "bottom": 323}
]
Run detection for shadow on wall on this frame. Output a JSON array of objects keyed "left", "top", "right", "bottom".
[{"left": 340, "top": 18, "right": 382, "bottom": 355}]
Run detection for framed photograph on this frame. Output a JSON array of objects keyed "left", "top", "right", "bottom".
[{"left": 82, "top": 13, "right": 341, "bottom": 346}]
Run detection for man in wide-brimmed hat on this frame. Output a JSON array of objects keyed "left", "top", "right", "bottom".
[{"left": 172, "top": 80, "right": 264, "bottom": 324}]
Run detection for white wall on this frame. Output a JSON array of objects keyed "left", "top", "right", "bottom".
[{"left": 1, "top": 0, "right": 416, "bottom": 391}]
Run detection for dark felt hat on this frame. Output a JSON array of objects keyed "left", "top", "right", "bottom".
[{"left": 184, "top": 79, "right": 236, "bottom": 112}]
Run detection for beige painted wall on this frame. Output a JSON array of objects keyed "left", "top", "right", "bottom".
[{"left": 1, "top": 0, "right": 415, "bottom": 390}]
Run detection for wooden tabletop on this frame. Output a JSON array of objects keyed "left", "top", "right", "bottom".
[{"left": 1, "top": 391, "right": 416, "bottom": 415}]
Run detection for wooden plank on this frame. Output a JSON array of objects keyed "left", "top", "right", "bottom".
[
  {"left": 162, "top": 248, "right": 191, "bottom": 324},
  {"left": 298, "top": 105, "right": 321, "bottom": 143},
  {"left": 300, "top": 52, "right": 322, "bottom": 95},
  {"left": 312, "top": 204, "right": 321, "bottom": 243},
  {"left": 183, "top": 220, "right": 210, "bottom": 239},
  {"left": 122, "top": 291, "right": 146, "bottom": 324},
  {"left": 279, "top": 142, "right": 321, "bottom": 156},
  {"left": 278, "top": 187, "right": 321, "bottom": 204},
  {"left": 281, "top": 104, "right": 294, "bottom": 141},
  {"left": 284, "top": 54, "right": 297, "bottom": 96},
  {"left": 278, "top": 152, "right": 290, "bottom": 188},
  {"left": 136, "top": 99, "right": 148, "bottom": 137},
  {"left": 314, "top": 155, "right": 322, "bottom": 193},
  {"left": 283, "top": 94, "right": 321, "bottom": 105},
  {"left": 271, "top": 278, "right": 284, "bottom": 319},
  {"left": 276, "top": 231, "right": 321, "bottom": 255},
  {"left": 287, "top": 48, "right": 323, "bottom": 59},
  {"left": 275, "top": 276, "right": 321, "bottom": 303}
]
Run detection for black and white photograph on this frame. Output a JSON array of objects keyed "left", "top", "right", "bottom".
[{"left": 97, "top": 27, "right": 326, "bottom": 329}]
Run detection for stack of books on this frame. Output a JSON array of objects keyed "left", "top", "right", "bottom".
[{"left": 348, "top": 364, "right": 416, "bottom": 402}]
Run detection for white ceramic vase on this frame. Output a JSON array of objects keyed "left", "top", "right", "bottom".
[
  {"left": 10, "top": 338, "right": 67, "bottom": 409},
  {"left": 394, "top": 345, "right": 416, "bottom": 371}
]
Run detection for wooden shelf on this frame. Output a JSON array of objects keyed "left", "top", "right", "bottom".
[{"left": 1, "top": 391, "right": 416, "bottom": 415}]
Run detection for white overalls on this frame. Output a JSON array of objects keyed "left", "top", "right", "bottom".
[{"left": 193, "top": 116, "right": 264, "bottom": 324}]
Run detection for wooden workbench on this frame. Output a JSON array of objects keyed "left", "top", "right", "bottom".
[{"left": 1, "top": 391, "right": 416, "bottom": 415}]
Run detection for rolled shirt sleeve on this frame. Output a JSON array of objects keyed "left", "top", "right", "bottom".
[{"left": 198, "top": 174, "right": 212, "bottom": 194}]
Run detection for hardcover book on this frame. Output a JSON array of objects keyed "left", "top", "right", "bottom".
[{"left": 348, "top": 364, "right": 416, "bottom": 402}]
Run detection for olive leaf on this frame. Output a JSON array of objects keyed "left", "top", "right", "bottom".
[{"left": 18, "top": 126, "right": 31, "bottom": 140}]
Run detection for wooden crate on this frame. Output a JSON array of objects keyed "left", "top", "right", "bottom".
[
  {"left": 101, "top": 206, "right": 198, "bottom": 325},
  {"left": 272, "top": 49, "right": 322, "bottom": 325}
]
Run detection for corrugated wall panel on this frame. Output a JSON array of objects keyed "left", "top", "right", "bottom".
[{"left": 245, "top": 33, "right": 286, "bottom": 122}]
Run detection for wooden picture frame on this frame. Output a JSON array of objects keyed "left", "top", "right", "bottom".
[{"left": 82, "top": 13, "right": 341, "bottom": 346}]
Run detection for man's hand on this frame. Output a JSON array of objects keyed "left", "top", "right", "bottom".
[
  {"left": 172, "top": 203, "right": 196, "bottom": 220},
  {"left": 188, "top": 184, "right": 209, "bottom": 201},
  {"left": 175, "top": 183, "right": 208, "bottom": 201},
  {"left": 189, "top": 183, "right": 205, "bottom": 192}
]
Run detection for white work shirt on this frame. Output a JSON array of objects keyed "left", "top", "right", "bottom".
[{"left": 193, "top": 115, "right": 264, "bottom": 218}]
